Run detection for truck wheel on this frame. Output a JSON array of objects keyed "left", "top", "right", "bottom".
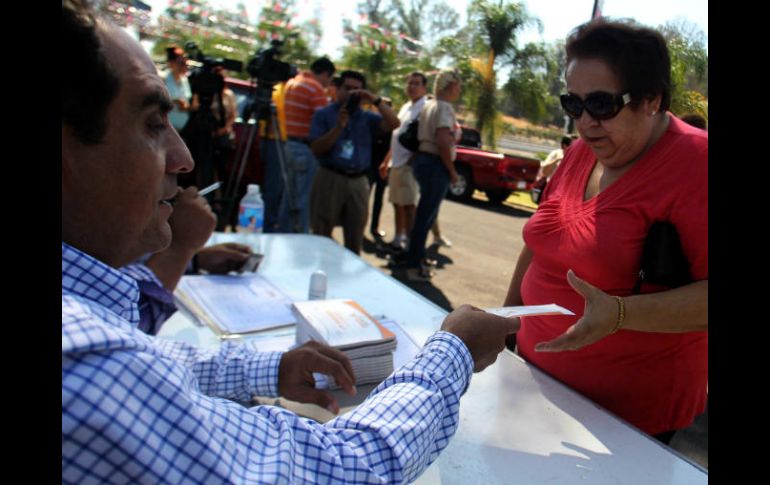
[
  {"left": 485, "top": 189, "right": 512, "bottom": 205},
  {"left": 448, "top": 166, "right": 474, "bottom": 201}
]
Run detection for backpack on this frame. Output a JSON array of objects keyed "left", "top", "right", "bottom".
[{"left": 398, "top": 118, "right": 420, "bottom": 152}]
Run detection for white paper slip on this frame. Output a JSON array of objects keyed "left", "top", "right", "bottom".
[{"left": 485, "top": 304, "right": 575, "bottom": 318}]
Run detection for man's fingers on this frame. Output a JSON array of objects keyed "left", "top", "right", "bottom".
[
  {"left": 505, "top": 317, "right": 521, "bottom": 334},
  {"left": 222, "top": 242, "right": 252, "bottom": 254},
  {"left": 305, "top": 349, "right": 357, "bottom": 396},
  {"left": 310, "top": 344, "right": 356, "bottom": 390}
]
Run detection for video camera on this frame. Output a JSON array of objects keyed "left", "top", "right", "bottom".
[
  {"left": 246, "top": 39, "right": 298, "bottom": 86},
  {"left": 184, "top": 42, "right": 244, "bottom": 101}
]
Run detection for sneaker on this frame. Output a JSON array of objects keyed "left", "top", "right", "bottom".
[
  {"left": 435, "top": 236, "right": 453, "bottom": 248},
  {"left": 406, "top": 266, "right": 434, "bottom": 282},
  {"left": 422, "top": 257, "right": 438, "bottom": 268}
]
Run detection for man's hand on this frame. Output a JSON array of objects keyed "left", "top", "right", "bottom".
[
  {"left": 337, "top": 107, "right": 350, "bottom": 129},
  {"left": 278, "top": 341, "right": 357, "bottom": 415},
  {"left": 196, "top": 243, "right": 252, "bottom": 274},
  {"left": 534, "top": 270, "right": 618, "bottom": 353},
  {"left": 378, "top": 160, "right": 390, "bottom": 180},
  {"left": 349, "top": 89, "right": 377, "bottom": 104},
  {"left": 441, "top": 304, "right": 520, "bottom": 372},
  {"left": 168, "top": 186, "right": 217, "bottom": 254}
]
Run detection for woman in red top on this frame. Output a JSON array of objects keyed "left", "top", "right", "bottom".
[{"left": 504, "top": 19, "right": 707, "bottom": 443}]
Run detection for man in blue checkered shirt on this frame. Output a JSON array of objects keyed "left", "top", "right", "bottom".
[{"left": 62, "top": 1, "right": 519, "bottom": 482}]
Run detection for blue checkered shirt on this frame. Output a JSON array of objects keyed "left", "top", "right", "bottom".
[
  {"left": 62, "top": 243, "right": 474, "bottom": 483},
  {"left": 119, "top": 263, "right": 178, "bottom": 335}
]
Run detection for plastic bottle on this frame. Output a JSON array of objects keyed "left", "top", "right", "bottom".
[
  {"left": 237, "top": 184, "right": 264, "bottom": 233},
  {"left": 308, "top": 270, "right": 327, "bottom": 300}
]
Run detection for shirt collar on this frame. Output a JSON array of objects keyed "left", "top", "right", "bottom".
[{"left": 62, "top": 242, "right": 141, "bottom": 326}]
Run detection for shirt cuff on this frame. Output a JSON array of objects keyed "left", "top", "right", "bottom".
[
  {"left": 246, "top": 350, "right": 284, "bottom": 398},
  {"left": 422, "top": 331, "right": 474, "bottom": 393}
]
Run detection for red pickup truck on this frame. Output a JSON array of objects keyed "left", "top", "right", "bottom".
[{"left": 448, "top": 127, "right": 541, "bottom": 204}]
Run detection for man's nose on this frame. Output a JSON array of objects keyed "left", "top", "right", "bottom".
[{"left": 167, "top": 129, "right": 194, "bottom": 174}]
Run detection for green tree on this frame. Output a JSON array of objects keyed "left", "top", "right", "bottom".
[
  {"left": 659, "top": 18, "right": 708, "bottom": 120},
  {"left": 340, "top": 0, "right": 455, "bottom": 103},
  {"left": 502, "top": 41, "right": 563, "bottom": 125}
]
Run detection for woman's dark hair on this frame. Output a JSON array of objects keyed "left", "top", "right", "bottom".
[
  {"left": 339, "top": 70, "right": 367, "bottom": 90},
  {"left": 62, "top": 0, "right": 120, "bottom": 144},
  {"left": 566, "top": 19, "right": 671, "bottom": 112}
]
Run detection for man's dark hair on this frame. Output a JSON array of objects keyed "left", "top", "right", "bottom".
[
  {"left": 409, "top": 71, "right": 428, "bottom": 86},
  {"left": 561, "top": 136, "right": 573, "bottom": 147},
  {"left": 339, "top": 70, "right": 367, "bottom": 90},
  {"left": 681, "top": 113, "right": 707, "bottom": 130},
  {"left": 62, "top": 0, "right": 120, "bottom": 144},
  {"left": 310, "top": 57, "right": 336, "bottom": 76},
  {"left": 566, "top": 19, "right": 671, "bottom": 112}
]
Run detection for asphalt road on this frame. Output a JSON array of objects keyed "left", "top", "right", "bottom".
[{"left": 330, "top": 187, "right": 707, "bottom": 470}]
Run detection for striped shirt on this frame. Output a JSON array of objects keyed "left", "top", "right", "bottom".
[
  {"left": 284, "top": 71, "right": 329, "bottom": 138},
  {"left": 62, "top": 242, "right": 474, "bottom": 483}
]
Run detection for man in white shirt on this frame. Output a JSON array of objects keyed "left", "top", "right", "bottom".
[{"left": 379, "top": 72, "right": 429, "bottom": 251}]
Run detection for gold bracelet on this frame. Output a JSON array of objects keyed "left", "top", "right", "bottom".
[{"left": 610, "top": 296, "right": 626, "bottom": 334}]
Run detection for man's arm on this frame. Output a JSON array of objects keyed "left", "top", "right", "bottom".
[
  {"left": 64, "top": 305, "right": 517, "bottom": 483},
  {"left": 310, "top": 108, "right": 348, "bottom": 157}
]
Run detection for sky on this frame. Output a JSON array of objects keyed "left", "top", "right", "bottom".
[{"left": 143, "top": 0, "right": 708, "bottom": 58}]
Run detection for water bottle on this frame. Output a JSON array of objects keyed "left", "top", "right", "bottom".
[
  {"left": 237, "top": 184, "right": 264, "bottom": 233},
  {"left": 308, "top": 270, "right": 327, "bottom": 300}
]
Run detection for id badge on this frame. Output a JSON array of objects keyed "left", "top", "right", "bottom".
[{"left": 340, "top": 139, "right": 354, "bottom": 160}]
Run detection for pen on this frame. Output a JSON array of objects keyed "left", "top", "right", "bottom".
[{"left": 197, "top": 181, "right": 222, "bottom": 197}]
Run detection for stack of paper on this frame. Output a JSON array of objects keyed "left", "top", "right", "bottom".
[
  {"left": 293, "top": 299, "right": 397, "bottom": 387},
  {"left": 175, "top": 274, "right": 296, "bottom": 335}
]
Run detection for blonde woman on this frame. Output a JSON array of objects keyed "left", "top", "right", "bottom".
[{"left": 406, "top": 68, "right": 462, "bottom": 281}]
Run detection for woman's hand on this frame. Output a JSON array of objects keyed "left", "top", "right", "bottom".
[{"left": 535, "top": 270, "right": 619, "bottom": 352}]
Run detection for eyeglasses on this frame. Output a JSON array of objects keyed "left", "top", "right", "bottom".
[{"left": 560, "top": 92, "right": 632, "bottom": 121}]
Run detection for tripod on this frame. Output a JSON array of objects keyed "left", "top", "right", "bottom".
[{"left": 221, "top": 80, "right": 300, "bottom": 233}]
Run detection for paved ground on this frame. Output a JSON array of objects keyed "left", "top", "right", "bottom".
[{"left": 330, "top": 187, "right": 708, "bottom": 470}]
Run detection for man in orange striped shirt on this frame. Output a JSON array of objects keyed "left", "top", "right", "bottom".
[{"left": 268, "top": 57, "right": 335, "bottom": 233}]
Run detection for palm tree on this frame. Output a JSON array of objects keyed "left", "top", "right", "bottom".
[{"left": 468, "top": 0, "right": 536, "bottom": 148}]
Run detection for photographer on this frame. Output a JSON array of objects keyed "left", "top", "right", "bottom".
[
  {"left": 181, "top": 46, "right": 241, "bottom": 190},
  {"left": 308, "top": 70, "right": 400, "bottom": 254}
]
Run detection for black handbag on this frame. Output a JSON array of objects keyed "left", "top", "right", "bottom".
[
  {"left": 398, "top": 118, "right": 420, "bottom": 152},
  {"left": 632, "top": 221, "right": 692, "bottom": 294}
]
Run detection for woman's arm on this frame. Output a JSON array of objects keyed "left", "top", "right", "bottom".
[
  {"left": 535, "top": 271, "right": 708, "bottom": 352},
  {"left": 435, "top": 127, "right": 458, "bottom": 184},
  {"left": 504, "top": 244, "right": 533, "bottom": 307}
]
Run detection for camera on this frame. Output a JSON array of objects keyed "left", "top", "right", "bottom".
[
  {"left": 184, "top": 42, "right": 243, "bottom": 101},
  {"left": 246, "top": 39, "right": 298, "bottom": 86},
  {"left": 345, "top": 93, "right": 360, "bottom": 113}
]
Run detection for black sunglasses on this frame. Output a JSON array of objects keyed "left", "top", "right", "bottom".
[{"left": 560, "top": 92, "right": 632, "bottom": 121}]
